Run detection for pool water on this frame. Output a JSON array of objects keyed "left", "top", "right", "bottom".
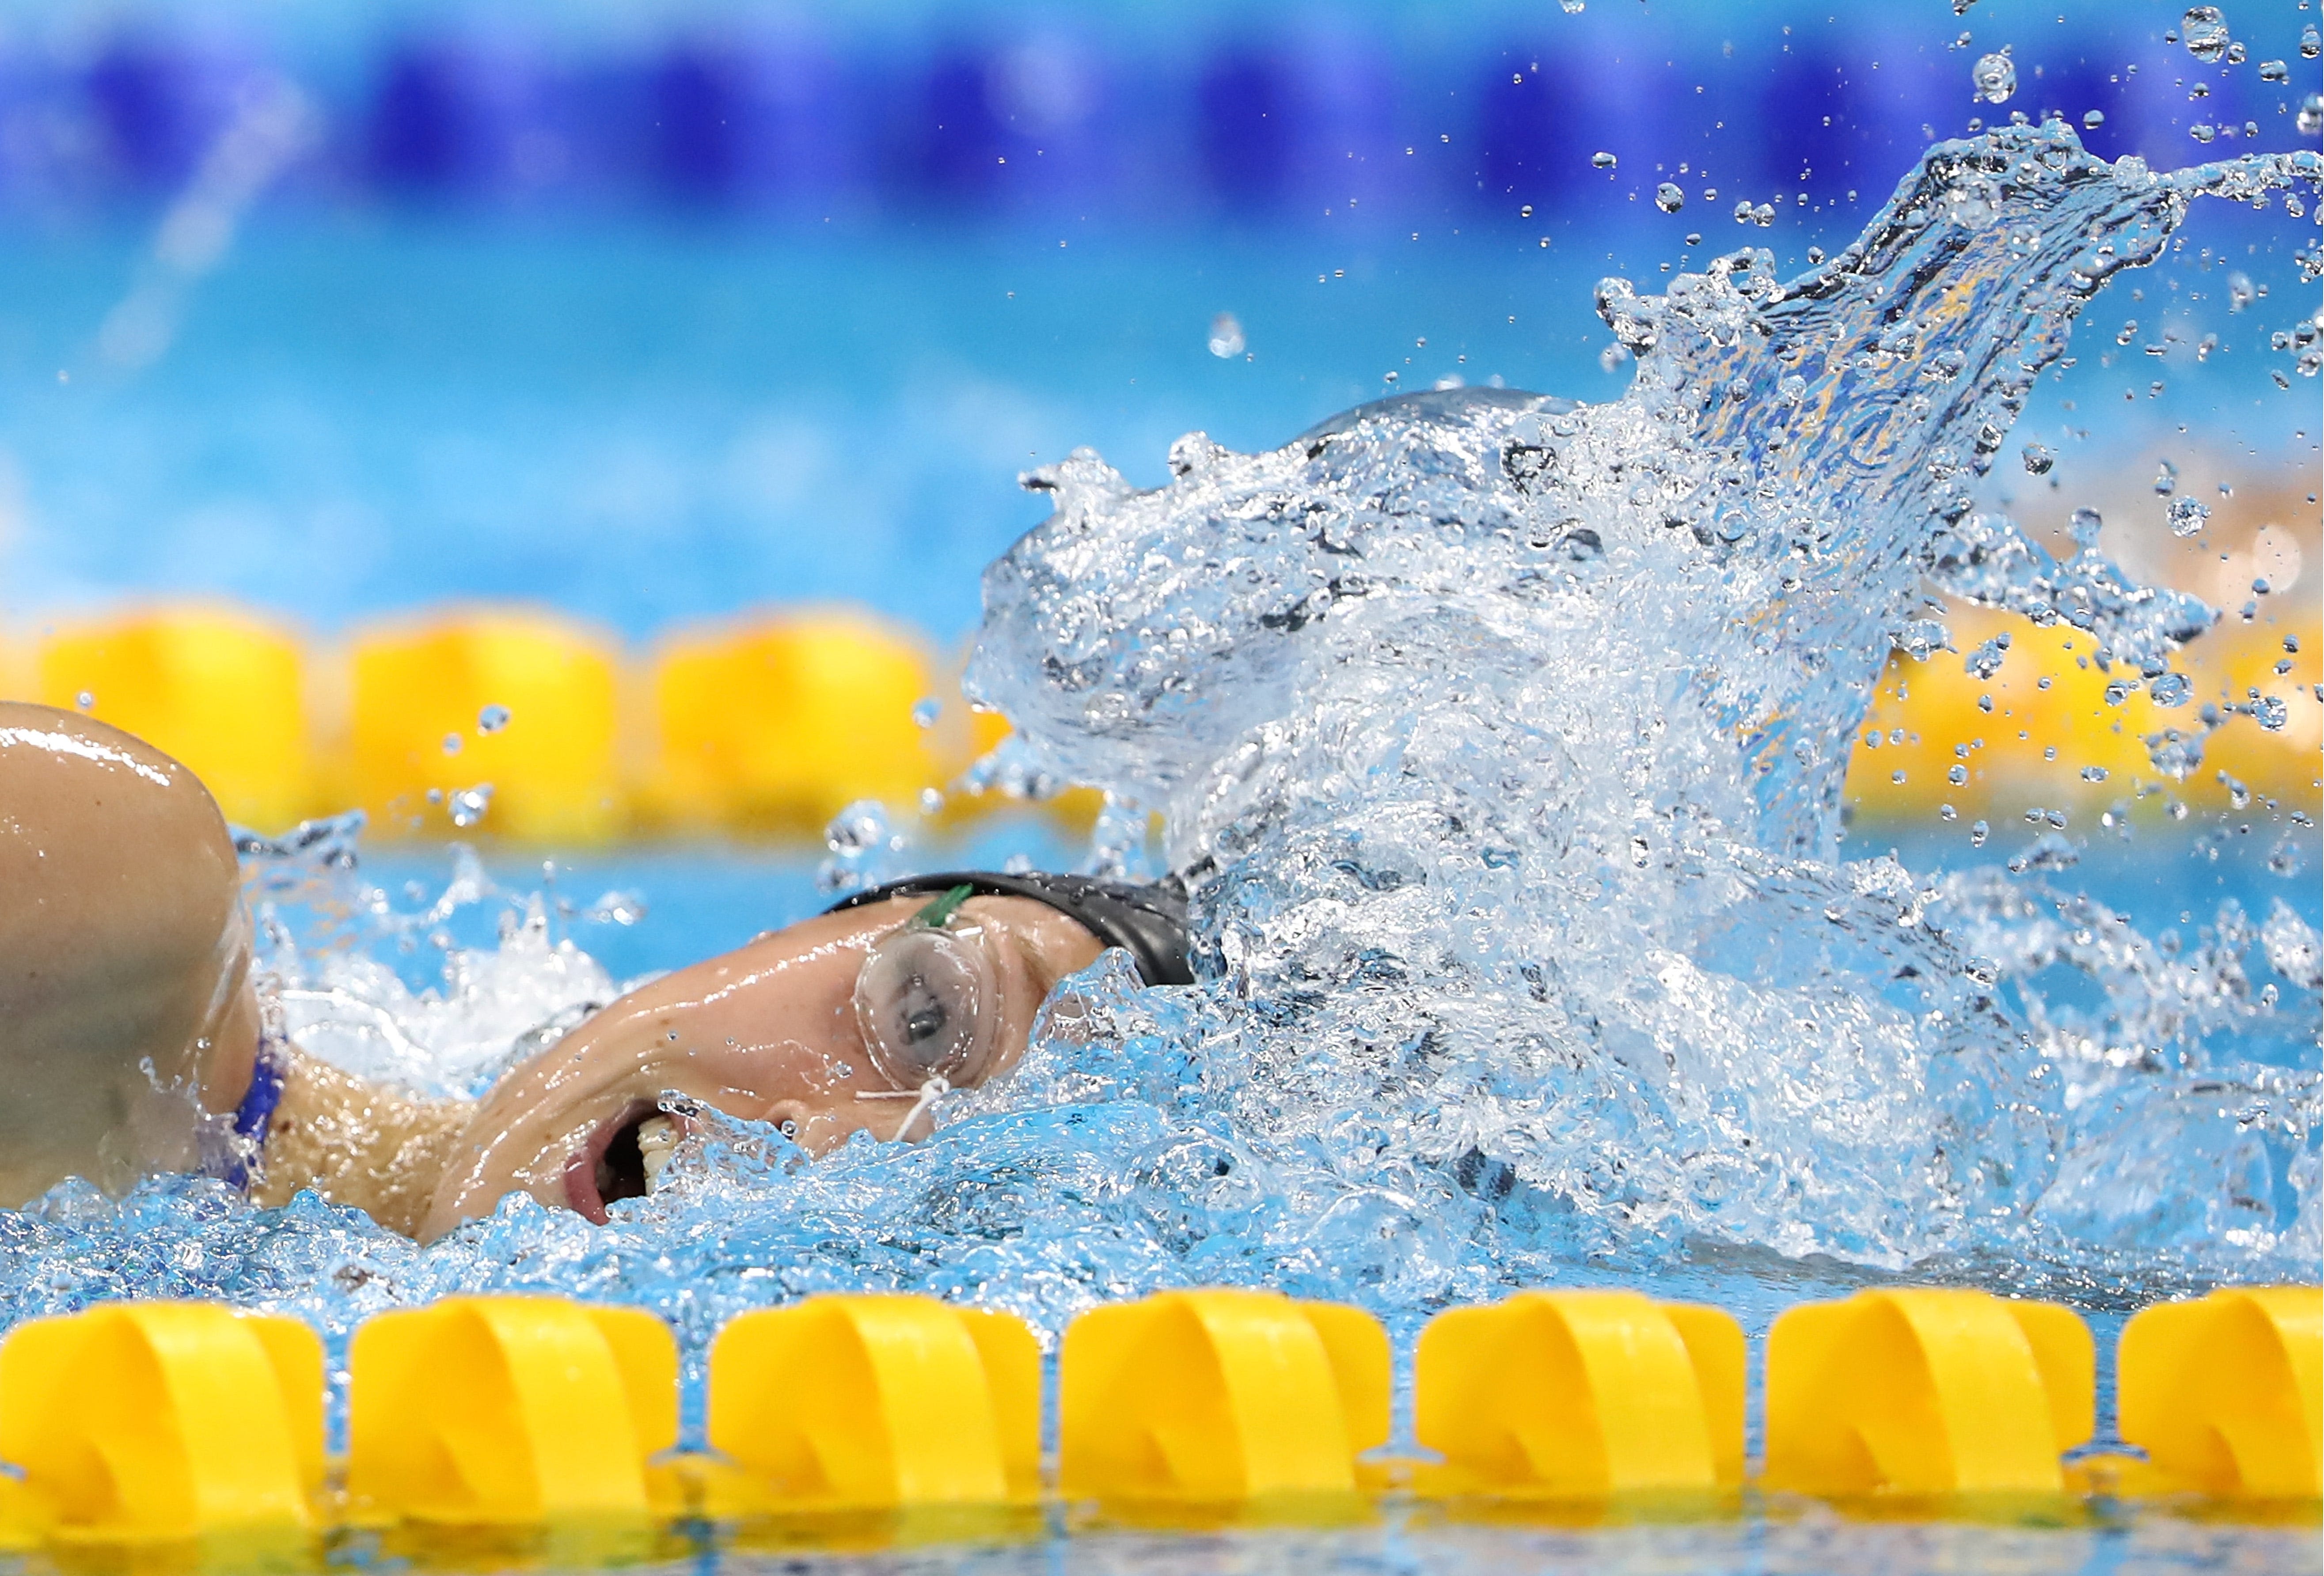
[{"left": 0, "top": 6, "right": 2318, "bottom": 1572}]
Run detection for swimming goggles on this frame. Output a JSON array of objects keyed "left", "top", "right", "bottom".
[{"left": 851, "top": 884, "right": 1001, "bottom": 1092}]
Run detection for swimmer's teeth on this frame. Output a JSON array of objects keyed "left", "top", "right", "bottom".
[{"left": 636, "top": 1115, "right": 678, "bottom": 1191}]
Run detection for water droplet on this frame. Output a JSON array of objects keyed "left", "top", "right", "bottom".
[
  {"left": 1519, "top": 204, "right": 1534, "bottom": 218},
  {"left": 2258, "top": 58, "right": 2288, "bottom": 83},
  {"left": 477, "top": 703, "right": 511, "bottom": 734},
  {"left": 1948, "top": 764, "right": 1970, "bottom": 785},
  {"left": 2149, "top": 672, "right": 2194, "bottom": 708},
  {"left": 2304, "top": 23, "right": 2321, "bottom": 59},
  {"left": 2181, "top": 6, "right": 2230, "bottom": 64},
  {"left": 1654, "top": 182, "right": 1685, "bottom": 213},
  {"left": 911, "top": 697, "right": 942, "bottom": 729},
  {"left": 1208, "top": 312, "right": 1246, "bottom": 359},
  {"left": 1591, "top": 151, "right": 1618, "bottom": 170},
  {"left": 2021, "top": 442, "right": 2054, "bottom": 475},
  {"left": 2167, "top": 496, "right": 2211, "bottom": 537},
  {"left": 1971, "top": 48, "right": 2016, "bottom": 104},
  {"left": 2267, "top": 835, "right": 2308, "bottom": 878},
  {"left": 447, "top": 784, "right": 493, "bottom": 829},
  {"left": 1970, "top": 819, "right": 1990, "bottom": 848},
  {"left": 2188, "top": 123, "right": 2218, "bottom": 144},
  {"left": 2082, "top": 109, "right": 2106, "bottom": 129}
]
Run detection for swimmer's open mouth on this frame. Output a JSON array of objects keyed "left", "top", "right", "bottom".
[{"left": 564, "top": 1101, "right": 686, "bottom": 1224}]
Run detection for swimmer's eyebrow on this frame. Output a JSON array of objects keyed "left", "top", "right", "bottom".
[{"left": 0, "top": 727, "right": 174, "bottom": 789}]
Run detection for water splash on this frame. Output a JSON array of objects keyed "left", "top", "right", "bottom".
[{"left": 965, "top": 124, "right": 2320, "bottom": 1273}]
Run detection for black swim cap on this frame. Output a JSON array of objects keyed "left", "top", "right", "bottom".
[{"left": 825, "top": 871, "right": 1194, "bottom": 986}]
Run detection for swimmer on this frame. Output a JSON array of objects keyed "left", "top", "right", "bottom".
[{"left": 0, "top": 701, "right": 1191, "bottom": 1241}]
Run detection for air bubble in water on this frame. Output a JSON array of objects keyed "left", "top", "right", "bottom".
[
  {"left": 1591, "top": 151, "right": 1618, "bottom": 170},
  {"left": 1970, "top": 818, "right": 1990, "bottom": 847},
  {"left": 2021, "top": 442, "right": 2054, "bottom": 474},
  {"left": 441, "top": 733, "right": 462, "bottom": 756},
  {"left": 477, "top": 703, "right": 511, "bottom": 734},
  {"left": 1207, "top": 312, "right": 1246, "bottom": 359},
  {"left": 2149, "top": 672, "right": 2194, "bottom": 708},
  {"left": 911, "top": 697, "right": 942, "bottom": 729},
  {"left": 2083, "top": 109, "right": 2106, "bottom": 129},
  {"left": 2081, "top": 765, "right": 2110, "bottom": 782},
  {"left": 2258, "top": 59, "right": 2288, "bottom": 82},
  {"left": 2154, "top": 459, "right": 2179, "bottom": 495},
  {"left": 2299, "top": 95, "right": 2322, "bottom": 138},
  {"left": 2181, "top": 6, "right": 2230, "bottom": 64},
  {"left": 1972, "top": 48, "right": 2016, "bottom": 104},
  {"left": 1559, "top": 0, "right": 1584, "bottom": 11},
  {"left": 74, "top": 690, "right": 93, "bottom": 710},
  {"left": 2167, "top": 496, "right": 2211, "bottom": 536},
  {"left": 1654, "top": 182, "right": 1685, "bottom": 213}
]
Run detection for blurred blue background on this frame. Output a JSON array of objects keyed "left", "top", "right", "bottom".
[{"left": 0, "top": 0, "right": 2313, "bottom": 646}]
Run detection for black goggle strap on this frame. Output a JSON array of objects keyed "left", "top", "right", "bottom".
[{"left": 909, "top": 883, "right": 977, "bottom": 931}]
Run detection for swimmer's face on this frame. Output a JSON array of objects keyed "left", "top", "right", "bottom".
[{"left": 417, "top": 894, "right": 1102, "bottom": 1241}]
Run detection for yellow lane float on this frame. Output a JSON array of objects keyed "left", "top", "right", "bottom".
[
  {"left": 34, "top": 606, "right": 313, "bottom": 833},
  {"left": 1762, "top": 1287, "right": 2093, "bottom": 1499},
  {"left": 346, "top": 1295, "right": 680, "bottom": 1526},
  {"left": 642, "top": 610, "right": 951, "bottom": 839},
  {"left": 1412, "top": 1289, "right": 1744, "bottom": 1501},
  {"left": 2115, "top": 1285, "right": 2322, "bottom": 1500},
  {"left": 346, "top": 610, "right": 623, "bottom": 844},
  {"left": 1, "top": 1284, "right": 2319, "bottom": 1550},
  {"left": 1057, "top": 1288, "right": 1390, "bottom": 1508},
  {"left": 1847, "top": 604, "right": 2320, "bottom": 822},
  {"left": 4, "top": 597, "right": 2313, "bottom": 841},
  {"left": 703, "top": 1294, "right": 1040, "bottom": 1515},
  {"left": 0, "top": 1302, "right": 323, "bottom": 1546}
]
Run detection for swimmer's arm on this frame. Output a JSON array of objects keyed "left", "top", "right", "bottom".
[{"left": 246, "top": 1047, "right": 476, "bottom": 1240}]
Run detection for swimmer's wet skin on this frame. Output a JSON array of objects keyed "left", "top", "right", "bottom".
[{"left": 0, "top": 700, "right": 1187, "bottom": 1242}]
